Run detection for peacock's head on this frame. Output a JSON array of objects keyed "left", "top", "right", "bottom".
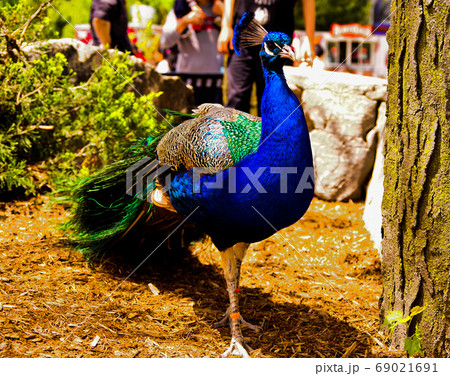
[
  {"left": 260, "top": 32, "right": 295, "bottom": 70},
  {"left": 233, "top": 12, "right": 295, "bottom": 71}
]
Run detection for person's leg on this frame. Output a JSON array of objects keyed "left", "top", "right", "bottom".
[{"left": 225, "top": 49, "right": 255, "bottom": 113}]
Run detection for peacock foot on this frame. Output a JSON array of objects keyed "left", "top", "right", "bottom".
[
  {"left": 220, "top": 336, "right": 253, "bottom": 358},
  {"left": 212, "top": 307, "right": 262, "bottom": 331}
]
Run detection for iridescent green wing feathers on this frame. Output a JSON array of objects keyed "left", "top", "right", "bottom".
[{"left": 221, "top": 114, "right": 261, "bottom": 165}]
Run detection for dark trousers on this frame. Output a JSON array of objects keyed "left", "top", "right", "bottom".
[{"left": 225, "top": 46, "right": 264, "bottom": 115}]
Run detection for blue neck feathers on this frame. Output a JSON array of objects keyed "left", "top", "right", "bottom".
[{"left": 256, "top": 67, "right": 311, "bottom": 166}]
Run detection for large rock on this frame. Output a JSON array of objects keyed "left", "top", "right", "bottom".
[
  {"left": 302, "top": 89, "right": 377, "bottom": 138},
  {"left": 285, "top": 67, "right": 387, "bottom": 101},
  {"left": 22, "top": 38, "right": 194, "bottom": 113},
  {"left": 286, "top": 67, "right": 387, "bottom": 201},
  {"left": 310, "top": 129, "right": 376, "bottom": 201}
]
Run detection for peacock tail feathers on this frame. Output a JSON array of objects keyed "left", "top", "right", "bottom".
[
  {"left": 163, "top": 109, "right": 197, "bottom": 127},
  {"left": 67, "top": 135, "right": 160, "bottom": 257}
]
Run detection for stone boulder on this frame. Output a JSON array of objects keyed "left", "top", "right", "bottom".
[
  {"left": 286, "top": 67, "right": 387, "bottom": 101},
  {"left": 285, "top": 67, "right": 387, "bottom": 201},
  {"left": 310, "top": 129, "right": 376, "bottom": 201},
  {"left": 22, "top": 38, "right": 194, "bottom": 113},
  {"left": 302, "top": 89, "right": 377, "bottom": 138}
]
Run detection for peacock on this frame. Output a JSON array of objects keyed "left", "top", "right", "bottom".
[{"left": 69, "top": 12, "right": 314, "bottom": 357}]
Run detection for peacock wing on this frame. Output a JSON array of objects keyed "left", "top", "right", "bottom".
[{"left": 156, "top": 104, "right": 262, "bottom": 172}]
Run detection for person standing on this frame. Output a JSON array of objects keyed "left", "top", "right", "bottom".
[
  {"left": 160, "top": 0, "right": 224, "bottom": 74},
  {"left": 217, "top": 0, "right": 315, "bottom": 114},
  {"left": 159, "top": 0, "right": 224, "bottom": 104},
  {"left": 90, "top": 0, "right": 133, "bottom": 53}
]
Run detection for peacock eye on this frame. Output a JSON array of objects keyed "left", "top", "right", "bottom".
[
  {"left": 266, "top": 41, "right": 276, "bottom": 51},
  {"left": 264, "top": 41, "right": 277, "bottom": 56}
]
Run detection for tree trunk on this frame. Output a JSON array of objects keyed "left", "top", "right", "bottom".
[{"left": 381, "top": 0, "right": 450, "bottom": 356}]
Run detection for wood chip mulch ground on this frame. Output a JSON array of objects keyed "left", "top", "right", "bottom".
[{"left": 0, "top": 196, "right": 404, "bottom": 358}]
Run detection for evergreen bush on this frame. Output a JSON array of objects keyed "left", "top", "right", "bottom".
[{"left": 0, "top": 0, "right": 168, "bottom": 197}]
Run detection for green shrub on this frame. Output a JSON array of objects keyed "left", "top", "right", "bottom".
[
  {"left": 0, "top": 51, "right": 168, "bottom": 197},
  {"left": 0, "top": 0, "right": 171, "bottom": 199}
]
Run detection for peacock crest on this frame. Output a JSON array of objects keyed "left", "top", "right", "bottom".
[{"left": 232, "top": 12, "right": 268, "bottom": 54}]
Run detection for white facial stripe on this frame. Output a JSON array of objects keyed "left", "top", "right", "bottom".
[{"left": 264, "top": 42, "right": 275, "bottom": 56}]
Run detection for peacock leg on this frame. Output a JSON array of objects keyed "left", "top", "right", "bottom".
[
  {"left": 216, "top": 243, "right": 256, "bottom": 357},
  {"left": 212, "top": 306, "right": 262, "bottom": 331},
  {"left": 212, "top": 251, "right": 262, "bottom": 331}
]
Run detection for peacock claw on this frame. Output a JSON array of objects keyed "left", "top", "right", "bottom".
[
  {"left": 220, "top": 337, "right": 253, "bottom": 358},
  {"left": 212, "top": 308, "right": 262, "bottom": 332}
]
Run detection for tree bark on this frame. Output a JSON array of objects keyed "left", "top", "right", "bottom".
[{"left": 381, "top": 0, "right": 450, "bottom": 356}]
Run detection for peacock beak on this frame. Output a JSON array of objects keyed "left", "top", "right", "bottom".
[{"left": 277, "top": 45, "right": 295, "bottom": 61}]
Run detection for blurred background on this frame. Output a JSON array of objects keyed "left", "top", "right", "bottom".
[{"left": 10, "top": 0, "right": 391, "bottom": 77}]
